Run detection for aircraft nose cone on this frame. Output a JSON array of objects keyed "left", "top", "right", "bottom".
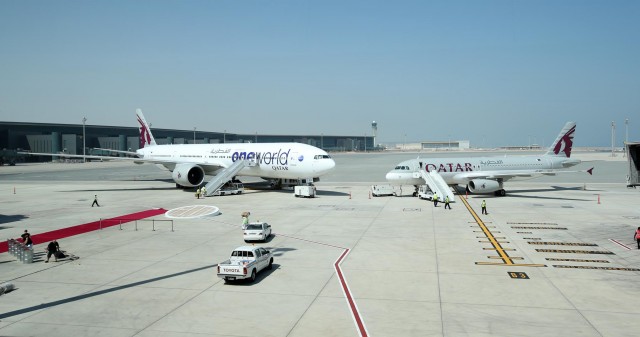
[
  {"left": 317, "top": 158, "right": 336, "bottom": 175},
  {"left": 385, "top": 171, "right": 396, "bottom": 181}
]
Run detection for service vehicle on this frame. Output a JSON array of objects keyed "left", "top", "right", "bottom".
[
  {"left": 212, "top": 182, "right": 244, "bottom": 196},
  {"left": 243, "top": 222, "right": 272, "bottom": 242},
  {"left": 217, "top": 246, "right": 273, "bottom": 283},
  {"left": 370, "top": 184, "right": 396, "bottom": 197},
  {"left": 417, "top": 185, "right": 434, "bottom": 200},
  {"left": 294, "top": 185, "right": 316, "bottom": 198}
]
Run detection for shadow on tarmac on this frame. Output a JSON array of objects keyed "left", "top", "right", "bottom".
[
  {"left": 269, "top": 247, "right": 297, "bottom": 258},
  {"left": 0, "top": 214, "right": 29, "bottom": 224},
  {"left": 0, "top": 263, "right": 218, "bottom": 320},
  {"left": 59, "top": 187, "right": 179, "bottom": 192},
  {"left": 223, "top": 264, "right": 280, "bottom": 286}
]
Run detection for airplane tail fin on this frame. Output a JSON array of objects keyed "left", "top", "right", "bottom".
[
  {"left": 136, "top": 109, "right": 157, "bottom": 148},
  {"left": 544, "top": 122, "right": 576, "bottom": 158}
]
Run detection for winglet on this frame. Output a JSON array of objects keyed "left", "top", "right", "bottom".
[
  {"left": 136, "top": 109, "right": 157, "bottom": 148},
  {"left": 587, "top": 167, "right": 594, "bottom": 175}
]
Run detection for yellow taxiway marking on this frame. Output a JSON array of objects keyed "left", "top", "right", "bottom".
[{"left": 459, "top": 195, "right": 546, "bottom": 267}]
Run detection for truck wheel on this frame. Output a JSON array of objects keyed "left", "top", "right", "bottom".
[
  {"left": 250, "top": 269, "right": 256, "bottom": 282},
  {"left": 268, "top": 258, "right": 273, "bottom": 270}
]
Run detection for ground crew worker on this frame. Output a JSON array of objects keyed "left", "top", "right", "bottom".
[
  {"left": 433, "top": 193, "right": 439, "bottom": 207},
  {"left": 91, "top": 195, "right": 100, "bottom": 207},
  {"left": 241, "top": 211, "right": 250, "bottom": 229},
  {"left": 481, "top": 200, "right": 488, "bottom": 215},
  {"left": 21, "top": 230, "right": 33, "bottom": 247},
  {"left": 196, "top": 188, "right": 201, "bottom": 199},
  {"left": 444, "top": 195, "right": 451, "bottom": 209},
  {"left": 634, "top": 227, "right": 640, "bottom": 249},
  {"left": 201, "top": 186, "right": 207, "bottom": 197}
]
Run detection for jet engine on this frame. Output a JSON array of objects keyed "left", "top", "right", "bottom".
[
  {"left": 467, "top": 179, "right": 503, "bottom": 193},
  {"left": 171, "top": 163, "right": 205, "bottom": 187}
]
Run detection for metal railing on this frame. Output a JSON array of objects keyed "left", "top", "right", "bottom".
[
  {"left": 98, "top": 218, "right": 174, "bottom": 232},
  {"left": 6, "top": 239, "right": 34, "bottom": 264}
]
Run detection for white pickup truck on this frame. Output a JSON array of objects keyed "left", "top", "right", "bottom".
[{"left": 217, "top": 246, "right": 273, "bottom": 283}]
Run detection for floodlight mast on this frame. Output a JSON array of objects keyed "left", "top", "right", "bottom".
[{"left": 82, "top": 117, "right": 87, "bottom": 163}]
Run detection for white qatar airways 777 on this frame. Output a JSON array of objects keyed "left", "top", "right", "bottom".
[
  {"left": 385, "top": 122, "right": 592, "bottom": 197},
  {"left": 25, "top": 109, "right": 336, "bottom": 195}
]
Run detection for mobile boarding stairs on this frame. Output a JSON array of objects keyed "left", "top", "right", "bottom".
[
  {"left": 416, "top": 170, "right": 455, "bottom": 203},
  {"left": 203, "top": 159, "right": 256, "bottom": 197}
]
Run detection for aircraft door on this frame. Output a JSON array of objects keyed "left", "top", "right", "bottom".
[{"left": 289, "top": 150, "right": 301, "bottom": 173}]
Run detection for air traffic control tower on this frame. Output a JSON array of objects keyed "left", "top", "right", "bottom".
[
  {"left": 371, "top": 121, "right": 377, "bottom": 147},
  {"left": 626, "top": 142, "right": 640, "bottom": 187}
]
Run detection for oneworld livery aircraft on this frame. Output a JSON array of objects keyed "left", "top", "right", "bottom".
[
  {"left": 385, "top": 122, "right": 593, "bottom": 197},
  {"left": 25, "top": 109, "right": 336, "bottom": 196}
]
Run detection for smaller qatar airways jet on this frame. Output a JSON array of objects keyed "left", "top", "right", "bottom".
[
  {"left": 24, "top": 109, "right": 336, "bottom": 195},
  {"left": 385, "top": 122, "right": 593, "bottom": 196}
]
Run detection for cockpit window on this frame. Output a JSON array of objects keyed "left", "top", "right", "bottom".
[
  {"left": 314, "top": 154, "right": 332, "bottom": 159},
  {"left": 395, "top": 165, "right": 410, "bottom": 170}
]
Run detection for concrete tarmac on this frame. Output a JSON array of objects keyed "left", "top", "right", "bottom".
[{"left": 1, "top": 151, "right": 639, "bottom": 337}]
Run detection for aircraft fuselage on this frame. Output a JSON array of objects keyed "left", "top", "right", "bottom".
[
  {"left": 137, "top": 142, "right": 335, "bottom": 179},
  {"left": 386, "top": 155, "right": 580, "bottom": 185}
]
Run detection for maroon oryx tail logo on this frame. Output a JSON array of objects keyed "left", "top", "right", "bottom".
[
  {"left": 552, "top": 125, "right": 575, "bottom": 158},
  {"left": 138, "top": 115, "right": 151, "bottom": 148}
]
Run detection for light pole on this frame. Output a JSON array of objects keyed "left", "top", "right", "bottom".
[
  {"left": 193, "top": 127, "right": 196, "bottom": 144},
  {"left": 364, "top": 133, "right": 367, "bottom": 152},
  {"left": 611, "top": 121, "right": 616, "bottom": 157},
  {"left": 82, "top": 117, "right": 87, "bottom": 163}
]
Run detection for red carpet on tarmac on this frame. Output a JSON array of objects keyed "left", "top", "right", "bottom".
[{"left": 0, "top": 208, "right": 167, "bottom": 253}]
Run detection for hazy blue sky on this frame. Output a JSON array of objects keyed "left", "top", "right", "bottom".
[{"left": 1, "top": 0, "right": 638, "bottom": 147}]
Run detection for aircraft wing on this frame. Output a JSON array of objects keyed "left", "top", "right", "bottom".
[
  {"left": 18, "top": 151, "right": 227, "bottom": 170},
  {"left": 19, "top": 151, "right": 140, "bottom": 162},
  {"left": 93, "top": 148, "right": 140, "bottom": 156},
  {"left": 453, "top": 167, "right": 593, "bottom": 182}
]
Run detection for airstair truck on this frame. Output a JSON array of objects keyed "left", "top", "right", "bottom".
[{"left": 417, "top": 185, "right": 434, "bottom": 200}]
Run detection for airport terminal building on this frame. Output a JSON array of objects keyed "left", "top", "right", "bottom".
[{"left": 0, "top": 121, "right": 375, "bottom": 163}]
